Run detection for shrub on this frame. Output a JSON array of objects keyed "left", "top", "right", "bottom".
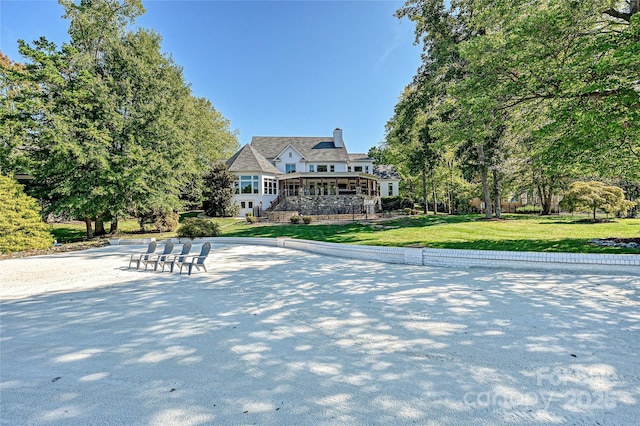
[
  {"left": 381, "top": 196, "right": 414, "bottom": 211},
  {"left": 246, "top": 213, "right": 258, "bottom": 224},
  {"left": 0, "top": 175, "right": 53, "bottom": 253},
  {"left": 516, "top": 205, "right": 542, "bottom": 214},
  {"left": 154, "top": 211, "right": 179, "bottom": 232},
  {"left": 404, "top": 208, "right": 412, "bottom": 215},
  {"left": 290, "top": 215, "right": 301, "bottom": 224},
  {"left": 177, "top": 218, "right": 221, "bottom": 239},
  {"left": 137, "top": 208, "right": 180, "bottom": 232},
  {"left": 302, "top": 216, "right": 312, "bottom": 224}
]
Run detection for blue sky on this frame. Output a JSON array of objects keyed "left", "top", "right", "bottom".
[{"left": 1, "top": 0, "right": 422, "bottom": 154}]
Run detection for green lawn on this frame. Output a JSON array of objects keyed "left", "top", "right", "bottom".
[
  {"left": 222, "top": 214, "right": 640, "bottom": 254},
  {"left": 50, "top": 213, "right": 640, "bottom": 254}
]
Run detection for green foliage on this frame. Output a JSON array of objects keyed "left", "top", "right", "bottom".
[
  {"left": 390, "top": 0, "right": 640, "bottom": 221},
  {"left": 290, "top": 216, "right": 301, "bottom": 224},
  {"left": 404, "top": 208, "right": 421, "bottom": 215},
  {"left": 221, "top": 214, "right": 640, "bottom": 254},
  {"left": 302, "top": 216, "right": 312, "bottom": 224},
  {"left": 0, "top": 175, "right": 52, "bottom": 253},
  {"left": 5, "top": 0, "right": 238, "bottom": 240},
  {"left": 245, "top": 213, "right": 258, "bottom": 223},
  {"left": 176, "top": 218, "right": 221, "bottom": 239},
  {"left": 154, "top": 210, "right": 179, "bottom": 232},
  {"left": 0, "top": 53, "right": 33, "bottom": 175},
  {"left": 560, "top": 181, "right": 633, "bottom": 220},
  {"left": 515, "top": 205, "right": 542, "bottom": 214},
  {"left": 381, "top": 196, "right": 414, "bottom": 211},
  {"left": 135, "top": 197, "right": 182, "bottom": 232},
  {"left": 203, "top": 163, "right": 238, "bottom": 217}
]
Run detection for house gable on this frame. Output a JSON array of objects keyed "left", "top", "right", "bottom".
[
  {"left": 251, "top": 136, "right": 350, "bottom": 164},
  {"left": 274, "top": 144, "right": 306, "bottom": 162},
  {"left": 226, "top": 144, "right": 280, "bottom": 175}
]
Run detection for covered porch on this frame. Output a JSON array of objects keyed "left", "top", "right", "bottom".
[{"left": 277, "top": 172, "right": 379, "bottom": 197}]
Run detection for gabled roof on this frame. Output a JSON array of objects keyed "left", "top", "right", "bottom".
[
  {"left": 226, "top": 144, "right": 281, "bottom": 174},
  {"left": 251, "top": 136, "right": 350, "bottom": 163},
  {"left": 274, "top": 143, "right": 306, "bottom": 161},
  {"left": 348, "top": 153, "right": 371, "bottom": 162},
  {"left": 373, "top": 164, "right": 401, "bottom": 180}
]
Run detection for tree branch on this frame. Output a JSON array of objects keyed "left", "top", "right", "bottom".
[{"left": 603, "top": 8, "right": 632, "bottom": 22}]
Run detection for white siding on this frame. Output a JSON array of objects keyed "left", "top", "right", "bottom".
[
  {"left": 379, "top": 179, "right": 399, "bottom": 197},
  {"left": 277, "top": 147, "right": 305, "bottom": 174},
  {"left": 231, "top": 173, "right": 279, "bottom": 217}
]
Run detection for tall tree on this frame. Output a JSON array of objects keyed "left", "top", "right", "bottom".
[
  {"left": 10, "top": 0, "right": 238, "bottom": 238},
  {"left": 463, "top": 0, "right": 640, "bottom": 178},
  {"left": 202, "top": 162, "right": 238, "bottom": 217}
]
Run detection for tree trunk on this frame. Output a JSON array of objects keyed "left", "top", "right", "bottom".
[
  {"left": 422, "top": 169, "right": 428, "bottom": 214},
  {"left": 477, "top": 145, "right": 492, "bottom": 219},
  {"left": 110, "top": 218, "right": 119, "bottom": 233},
  {"left": 84, "top": 217, "right": 94, "bottom": 239},
  {"left": 95, "top": 217, "right": 106, "bottom": 236},
  {"left": 431, "top": 169, "right": 438, "bottom": 215},
  {"left": 492, "top": 169, "right": 501, "bottom": 219},
  {"left": 538, "top": 184, "right": 547, "bottom": 215},
  {"left": 448, "top": 160, "right": 454, "bottom": 215}
]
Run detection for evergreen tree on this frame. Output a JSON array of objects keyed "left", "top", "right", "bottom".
[
  {"left": 202, "top": 163, "right": 238, "bottom": 217},
  {"left": 0, "top": 175, "right": 52, "bottom": 253}
]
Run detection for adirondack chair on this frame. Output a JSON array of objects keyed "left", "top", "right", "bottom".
[
  {"left": 163, "top": 241, "right": 192, "bottom": 272},
  {"left": 144, "top": 241, "right": 174, "bottom": 271},
  {"left": 128, "top": 241, "right": 157, "bottom": 269},
  {"left": 177, "top": 242, "right": 211, "bottom": 275}
]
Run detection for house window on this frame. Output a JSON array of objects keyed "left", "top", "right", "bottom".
[
  {"left": 239, "top": 175, "right": 259, "bottom": 194},
  {"left": 354, "top": 166, "right": 363, "bottom": 172},
  {"left": 264, "top": 178, "right": 277, "bottom": 195},
  {"left": 286, "top": 163, "right": 296, "bottom": 173},
  {"left": 240, "top": 201, "right": 246, "bottom": 208},
  {"left": 289, "top": 152, "right": 292, "bottom": 158},
  {"left": 388, "top": 183, "right": 394, "bottom": 195},
  {"left": 317, "top": 165, "right": 328, "bottom": 172},
  {"left": 365, "top": 166, "right": 370, "bottom": 173},
  {"left": 330, "top": 164, "right": 335, "bottom": 172},
  {"left": 309, "top": 165, "right": 315, "bottom": 172},
  {"left": 347, "top": 166, "right": 352, "bottom": 172},
  {"left": 248, "top": 201, "right": 253, "bottom": 208}
]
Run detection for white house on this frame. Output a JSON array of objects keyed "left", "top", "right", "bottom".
[
  {"left": 373, "top": 164, "right": 401, "bottom": 198},
  {"left": 226, "top": 128, "right": 382, "bottom": 217}
]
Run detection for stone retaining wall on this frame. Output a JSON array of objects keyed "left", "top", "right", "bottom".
[{"left": 272, "top": 195, "right": 378, "bottom": 215}]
